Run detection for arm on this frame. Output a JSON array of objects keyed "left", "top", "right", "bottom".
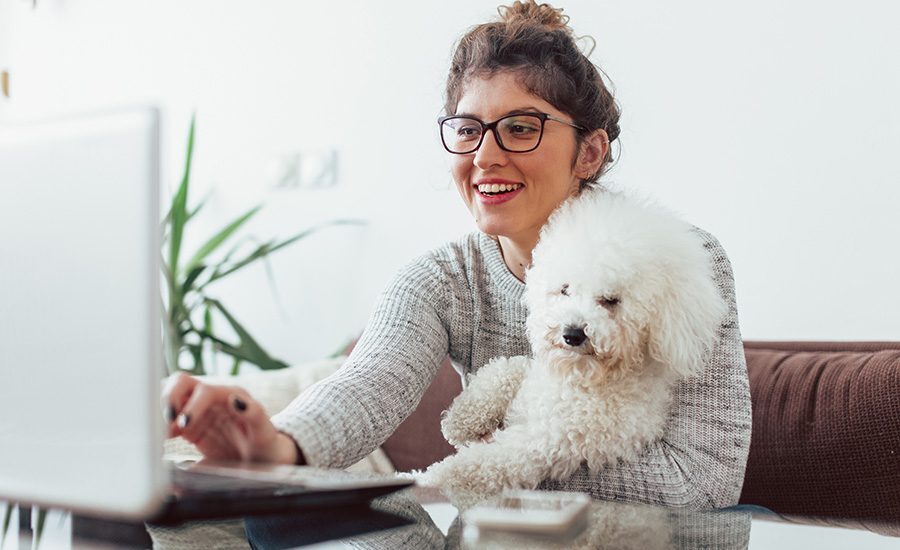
[
  {"left": 542, "top": 230, "right": 752, "bottom": 508},
  {"left": 440, "top": 355, "right": 530, "bottom": 447},
  {"left": 270, "top": 258, "right": 452, "bottom": 469}
]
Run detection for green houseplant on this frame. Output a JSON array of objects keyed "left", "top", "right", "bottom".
[
  {"left": 0, "top": 119, "right": 361, "bottom": 550},
  {"left": 3, "top": 116, "right": 361, "bottom": 550},
  {"left": 162, "top": 116, "right": 359, "bottom": 375}
]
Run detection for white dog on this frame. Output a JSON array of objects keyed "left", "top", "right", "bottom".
[{"left": 420, "top": 190, "right": 726, "bottom": 505}]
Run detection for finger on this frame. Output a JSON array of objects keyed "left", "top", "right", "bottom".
[
  {"left": 162, "top": 373, "right": 200, "bottom": 426},
  {"left": 176, "top": 383, "right": 230, "bottom": 441}
]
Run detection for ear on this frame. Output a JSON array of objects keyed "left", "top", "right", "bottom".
[
  {"left": 574, "top": 129, "right": 609, "bottom": 180},
  {"left": 647, "top": 269, "right": 727, "bottom": 379}
]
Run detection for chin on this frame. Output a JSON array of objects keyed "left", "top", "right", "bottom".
[{"left": 474, "top": 218, "right": 513, "bottom": 239}]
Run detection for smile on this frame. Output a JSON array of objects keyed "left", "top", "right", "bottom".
[
  {"left": 477, "top": 182, "right": 523, "bottom": 195},
  {"left": 472, "top": 180, "right": 525, "bottom": 205}
]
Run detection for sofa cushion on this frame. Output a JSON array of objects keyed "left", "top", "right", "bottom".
[
  {"left": 381, "top": 358, "right": 461, "bottom": 472},
  {"left": 739, "top": 341, "right": 900, "bottom": 523}
]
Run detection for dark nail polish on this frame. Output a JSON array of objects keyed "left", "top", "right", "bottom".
[
  {"left": 165, "top": 405, "right": 176, "bottom": 423},
  {"left": 177, "top": 413, "right": 191, "bottom": 429},
  {"left": 234, "top": 398, "right": 247, "bottom": 412}
]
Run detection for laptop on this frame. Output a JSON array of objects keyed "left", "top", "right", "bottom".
[{"left": 0, "top": 108, "right": 412, "bottom": 525}]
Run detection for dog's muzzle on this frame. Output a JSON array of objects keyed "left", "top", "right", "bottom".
[{"left": 562, "top": 325, "right": 588, "bottom": 347}]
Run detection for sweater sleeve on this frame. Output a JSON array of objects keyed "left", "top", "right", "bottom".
[
  {"left": 270, "top": 256, "right": 451, "bottom": 469},
  {"left": 540, "top": 230, "right": 752, "bottom": 508}
]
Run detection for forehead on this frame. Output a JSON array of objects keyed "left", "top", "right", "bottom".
[{"left": 455, "top": 71, "right": 563, "bottom": 120}]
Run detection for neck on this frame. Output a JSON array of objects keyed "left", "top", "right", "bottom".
[{"left": 497, "top": 232, "right": 540, "bottom": 282}]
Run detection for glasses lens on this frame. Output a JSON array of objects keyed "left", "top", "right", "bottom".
[
  {"left": 441, "top": 117, "right": 483, "bottom": 153},
  {"left": 497, "top": 115, "right": 543, "bottom": 152}
]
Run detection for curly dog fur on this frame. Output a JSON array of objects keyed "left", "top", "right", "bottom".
[{"left": 419, "top": 190, "right": 727, "bottom": 506}]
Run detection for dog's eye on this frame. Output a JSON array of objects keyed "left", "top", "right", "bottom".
[
  {"left": 560, "top": 284, "right": 569, "bottom": 296},
  {"left": 597, "top": 296, "right": 620, "bottom": 309}
]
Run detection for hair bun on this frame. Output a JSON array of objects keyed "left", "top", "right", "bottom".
[{"left": 498, "top": 0, "right": 570, "bottom": 32}]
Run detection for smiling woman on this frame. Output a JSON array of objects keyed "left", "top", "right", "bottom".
[
  {"left": 446, "top": 71, "right": 608, "bottom": 280},
  {"left": 162, "top": 0, "right": 751, "bottom": 519}
]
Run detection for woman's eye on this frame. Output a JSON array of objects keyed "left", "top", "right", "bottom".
[
  {"left": 501, "top": 118, "right": 541, "bottom": 139},
  {"left": 507, "top": 124, "right": 539, "bottom": 137},
  {"left": 457, "top": 126, "right": 482, "bottom": 140},
  {"left": 510, "top": 124, "right": 537, "bottom": 134}
]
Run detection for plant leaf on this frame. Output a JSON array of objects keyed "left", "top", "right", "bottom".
[
  {"left": 161, "top": 295, "right": 180, "bottom": 375},
  {"left": 34, "top": 507, "right": 46, "bottom": 549},
  {"left": 203, "top": 219, "right": 364, "bottom": 286},
  {"left": 187, "top": 191, "right": 211, "bottom": 222},
  {"left": 167, "top": 115, "right": 196, "bottom": 278},
  {"left": 217, "top": 341, "right": 287, "bottom": 371},
  {"left": 185, "top": 343, "right": 205, "bottom": 376},
  {"left": 180, "top": 264, "right": 206, "bottom": 295},
  {"left": 203, "top": 303, "right": 213, "bottom": 334},
  {"left": 2, "top": 502, "right": 13, "bottom": 549},
  {"left": 184, "top": 205, "right": 261, "bottom": 274},
  {"left": 199, "top": 330, "right": 277, "bottom": 372},
  {"left": 204, "top": 300, "right": 289, "bottom": 370},
  {"left": 161, "top": 191, "right": 207, "bottom": 241}
]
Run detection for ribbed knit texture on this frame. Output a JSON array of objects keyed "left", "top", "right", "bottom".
[{"left": 272, "top": 229, "right": 751, "bottom": 509}]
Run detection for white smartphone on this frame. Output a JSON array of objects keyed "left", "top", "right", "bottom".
[{"left": 463, "top": 490, "right": 591, "bottom": 535}]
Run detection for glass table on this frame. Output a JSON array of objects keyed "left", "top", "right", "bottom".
[
  {"left": 153, "top": 486, "right": 900, "bottom": 549},
  {"left": 8, "top": 485, "right": 899, "bottom": 549}
]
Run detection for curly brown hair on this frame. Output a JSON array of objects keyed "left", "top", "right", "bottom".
[{"left": 444, "top": 1, "right": 621, "bottom": 183}]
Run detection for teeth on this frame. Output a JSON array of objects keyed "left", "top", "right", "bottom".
[{"left": 477, "top": 183, "right": 522, "bottom": 194}]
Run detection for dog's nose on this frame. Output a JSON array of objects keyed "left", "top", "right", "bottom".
[{"left": 562, "top": 326, "right": 587, "bottom": 347}]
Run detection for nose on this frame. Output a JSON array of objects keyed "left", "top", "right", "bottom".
[
  {"left": 473, "top": 129, "right": 509, "bottom": 170},
  {"left": 562, "top": 325, "right": 587, "bottom": 347}
]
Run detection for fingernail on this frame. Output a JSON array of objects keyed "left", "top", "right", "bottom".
[
  {"left": 165, "top": 405, "right": 176, "bottom": 423},
  {"left": 176, "top": 413, "right": 191, "bottom": 429},
  {"left": 233, "top": 398, "right": 247, "bottom": 412}
]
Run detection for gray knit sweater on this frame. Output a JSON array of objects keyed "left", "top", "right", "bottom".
[{"left": 272, "top": 230, "right": 752, "bottom": 509}]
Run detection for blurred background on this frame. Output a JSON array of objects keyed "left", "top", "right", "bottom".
[{"left": 1, "top": 0, "right": 897, "bottom": 367}]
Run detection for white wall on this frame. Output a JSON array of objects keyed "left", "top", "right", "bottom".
[{"left": 1, "top": 0, "right": 897, "bottom": 366}]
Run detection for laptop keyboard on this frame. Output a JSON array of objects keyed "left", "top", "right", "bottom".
[{"left": 169, "top": 461, "right": 413, "bottom": 496}]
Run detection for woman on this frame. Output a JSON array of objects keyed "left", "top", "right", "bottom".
[{"left": 164, "top": 0, "right": 751, "bottom": 508}]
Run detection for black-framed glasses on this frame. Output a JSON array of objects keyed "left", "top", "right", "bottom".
[{"left": 438, "top": 112, "right": 586, "bottom": 154}]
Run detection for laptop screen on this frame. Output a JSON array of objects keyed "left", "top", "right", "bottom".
[{"left": 0, "top": 108, "right": 167, "bottom": 518}]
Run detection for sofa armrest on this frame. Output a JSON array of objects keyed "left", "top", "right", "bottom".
[{"left": 739, "top": 341, "right": 900, "bottom": 525}]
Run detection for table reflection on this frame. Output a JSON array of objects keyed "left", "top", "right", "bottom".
[{"left": 243, "top": 490, "right": 752, "bottom": 549}]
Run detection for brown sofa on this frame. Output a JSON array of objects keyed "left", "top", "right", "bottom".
[{"left": 382, "top": 341, "right": 900, "bottom": 524}]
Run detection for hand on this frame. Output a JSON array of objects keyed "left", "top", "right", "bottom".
[{"left": 162, "top": 373, "right": 301, "bottom": 464}]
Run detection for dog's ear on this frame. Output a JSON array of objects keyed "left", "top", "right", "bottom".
[{"left": 646, "top": 265, "right": 727, "bottom": 379}]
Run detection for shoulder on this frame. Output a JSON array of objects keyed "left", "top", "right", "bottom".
[
  {"left": 690, "top": 226, "right": 731, "bottom": 265},
  {"left": 384, "top": 233, "right": 485, "bottom": 298},
  {"left": 398, "top": 232, "right": 487, "bottom": 280},
  {"left": 689, "top": 226, "right": 736, "bottom": 286}
]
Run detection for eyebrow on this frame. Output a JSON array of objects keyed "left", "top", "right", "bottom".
[{"left": 454, "top": 107, "right": 543, "bottom": 119}]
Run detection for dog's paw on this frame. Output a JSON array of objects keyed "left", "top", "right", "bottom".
[
  {"left": 413, "top": 466, "right": 441, "bottom": 488},
  {"left": 441, "top": 407, "right": 502, "bottom": 447},
  {"left": 440, "top": 415, "right": 478, "bottom": 448}
]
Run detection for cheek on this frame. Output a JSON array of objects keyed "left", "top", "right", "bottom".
[{"left": 450, "top": 157, "right": 472, "bottom": 187}]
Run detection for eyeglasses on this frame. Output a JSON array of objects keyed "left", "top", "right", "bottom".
[{"left": 438, "top": 112, "right": 586, "bottom": 154}]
